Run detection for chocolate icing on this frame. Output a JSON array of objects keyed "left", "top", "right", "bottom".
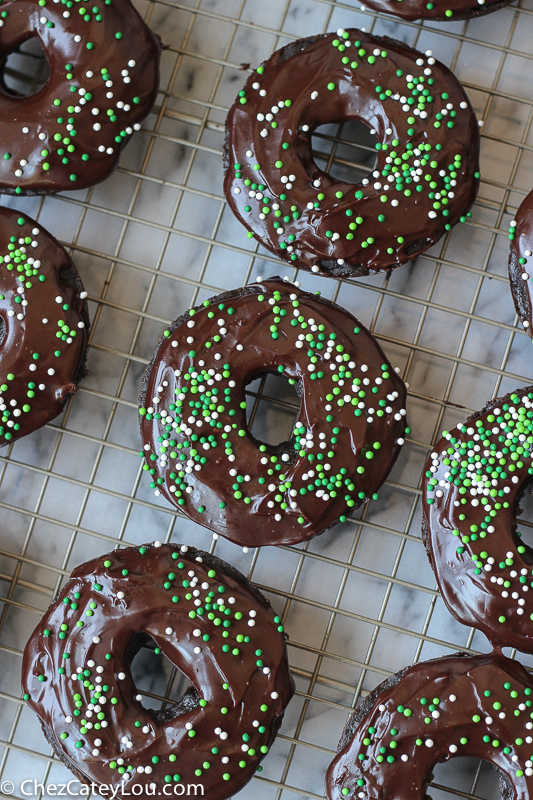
[
  {"left": 422, "top": 386, "right": 533, "bottom": 655},
  {"left": 0, "top": 0, "right": 160, "bottom": 195},
  {"left": 0, "top": 205, "right": 88, "bottom": 444},
  {"left": 508, "top": 191, "right": 533, "bottom": 336},
  {"left": 138, "top": 278, "right": 408, "bottom": 548},
  {"left": 223, "top": 30, "right": 480, "bottom": 279},
  {"left": 326, "top": 651, "right": 533, "bottom": 799},
  {"left": 22, "top": 542, "right": 294, "bottom": 800},
  {"left": 359, "top": 0, "right": 514, "bottom": 23}
]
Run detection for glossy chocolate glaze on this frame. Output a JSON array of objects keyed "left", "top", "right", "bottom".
[
  {"left": 224, "top": 30, "right": 480, "bottom": 279},
  {"left": 0, "top": 0, "right": 160, "bottom": 195},
  {"left": 326, "top": 651, "right": 533, "bottom": 800},
  {"left": 508, "top": 190, "right": 533, "bottom": 336},
  {"left": 22, "top": 542, "right": 294, "bottom": 800},
  {"left": 0, "top": 205, "right": 88, "bottom": 444},
  {"left": 422, "top": 387, "right": 533, "bottom": 655},
  {"left": 138, "top": 278, "right": 408, "bottom": 547},
  {"left": 359, "top": 0, "right": 514, "bottom": 23}
]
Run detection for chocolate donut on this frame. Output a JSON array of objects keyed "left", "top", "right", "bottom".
[
  {"left": 138, "top": 278, "right": 408, "bottom": 548},
  {"left": 0, "top": 205, "right": 88, "bottom": 445},
  {"left": 508, "top": 191, "right": 533, "bottom": 336},
  {"left": 22, "top": 542, "right": 294, "bottom": 800},
  {"left": 223, "top": 30, "right": 480, "bottom": 279},
  {"left": 358, "top": 0, "right": 514, "bottom": 23},
  {"left": 422, "top": 386, "right": 533, "bottom": 654},
  {"left": 0, "top": 0, "right": 160, "bottom": 195},
  {"left": 326, "top": 651, "right": 533, "bottom": 799}
]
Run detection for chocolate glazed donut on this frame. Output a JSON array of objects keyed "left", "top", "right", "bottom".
[
  {"left": 508, "top": 191, "right": 533, "bottom": 337},
  {"left": 326, "top": 652, "right": 533, "bottom": 800},
  {"left": 224, "top": 30, "right": 480, "bottom": 279},
  {"left": 138, "top": 278, "right": 408, "bottom": 548},
  {"left": 0, "top": 0, "right": 160, "bottom": 194},
  {"left": 0, "top": 205, "right": 88, "bottom": 444},
  {"left": 22, "top": 542, "right": 295, "bottom": 800},
  {"left": 358, "top": 0, "right": 514, "bottom": 24},
  {"left": 422, "top": 386, "right": 533, "bottom": 654}
]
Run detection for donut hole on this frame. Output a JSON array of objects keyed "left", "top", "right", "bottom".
[
  {"left": 128, "top": 633, "right": 197, "bottom": 715},
  {"left": 1, "top": 37, "right": 50, "bottom": 97},
  {"left": 246, "top": 371, "right": 301, "bottom": 450},
  {"left": 312, "top": 119, "right": 378, "bottom": 184},
  {"left": 514, "top": 479, "right": 533, "bottom": 551},
  {"left": 430, "top": 755, "right": 503, "bottom": 800}
]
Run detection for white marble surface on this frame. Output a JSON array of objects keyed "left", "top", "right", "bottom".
[{"left": 1, "top": 0, "right": 533, "bottom": 799}]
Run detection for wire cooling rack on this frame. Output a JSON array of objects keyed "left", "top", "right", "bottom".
[{"left": 2, "top": 0, "right": 533, "bottom": 798}]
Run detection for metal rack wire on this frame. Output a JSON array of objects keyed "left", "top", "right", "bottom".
[{"left": 0, "top": 0, "right": 533, "bottom": 798}]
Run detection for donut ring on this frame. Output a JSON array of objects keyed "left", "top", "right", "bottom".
[
  {"left": 138, "top": 278, "right": 408, "bottom": 548},
  {"left": 0, "top": 0, "right": 160, "bottom": 195},
  {"left": 326, "top": 651, "right": 533, "bottom": 799},
  {"left": 223, "top": 30, "right": 480, "bottom": 279},
  {"left": 354, "top": 0, "right": 514, "bottom": 23},
  {"left": 422, "top": 386, "right": 533, "bottom": 654},
  {"left": 22, "top": 542, "right": 294, "bottom": 800},
  {"left": 0, "top": 205, "right": 88, "bottom": 445},
  {"left": 508, "top": 190, "right": 533, "bottom": 336}
]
